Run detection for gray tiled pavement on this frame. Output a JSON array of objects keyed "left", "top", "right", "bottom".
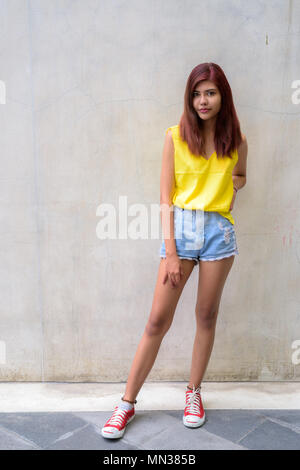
[{"left": 0, "top": 410, "right": 299, "bottom": 450}]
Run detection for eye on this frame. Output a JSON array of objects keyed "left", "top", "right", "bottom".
[{"left": 193, "top": 91, "right": 216, "bottom": 97}]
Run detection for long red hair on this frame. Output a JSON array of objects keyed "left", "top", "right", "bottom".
[{"left": 179, "top": 63, "right": 242, "bottom": 159}]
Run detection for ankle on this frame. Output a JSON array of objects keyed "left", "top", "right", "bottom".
[
  {"left": 121, "top": 395, "right": 137, "bottom": 405},
  {"left": 187, "top": 384, "right": 201, "bottom": 390}
]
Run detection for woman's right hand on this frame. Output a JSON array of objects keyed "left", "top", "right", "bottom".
[{"left": 162, "top": 253, "right": 184, "bottom": 288}]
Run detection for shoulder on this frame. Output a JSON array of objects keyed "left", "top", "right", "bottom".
[
  {"left": 236, "top": 133, "right": 248, "bottom": 157},
  {"left": 232, "top": 133, "right": 248, "bottom": 175},
  {"left": 165, "top": 124, "right": 179, "bottom": 138},
  {"left": 165, "top": 125, "right": 179, "bottom": 148},
  {"left": 239, "top": 133, "right": 248, "bottom": 148}
]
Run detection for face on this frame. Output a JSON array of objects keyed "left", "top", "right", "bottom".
[{"left": 192, "top": 80, "right": 222, "bottom": 121}]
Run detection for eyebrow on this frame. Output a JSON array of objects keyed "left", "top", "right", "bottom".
[{"left": 194, "top": 88, "right": 217, "bottom": 92}]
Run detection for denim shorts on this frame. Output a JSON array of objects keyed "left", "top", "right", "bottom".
[{"left": 159, "top": 205, "right": 239, "bottom": 264}]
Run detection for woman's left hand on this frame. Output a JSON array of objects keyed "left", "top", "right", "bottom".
[{"left": 229, "top": 190, "right": 237, "bottom": 211}]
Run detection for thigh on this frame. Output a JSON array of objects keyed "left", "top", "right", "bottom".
[
  {"left": 147, "top": 258, "right": 196, "bottom": 331},
  {"left": 195, "top": 255, "right": 235, "bottom": 318},
  {"left": 198, "top": 212, "right": 238, "bottom": 261}
]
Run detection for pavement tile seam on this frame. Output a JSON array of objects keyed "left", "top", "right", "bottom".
[
  {"left": 120, "top": 433, "right": 165, "bottom": 451},
  {"left": 194, "top": 429, "right": 248, "bottom": 450},
  {"left": 0, "top": 410, "right": 299, "bottom": 451},
  {"left": 118, "top": 438, "right": 147, "bottom": 451},
  {"left": 251, "top": 410, "right": 300, "bottom": 432},
  {"left": 236, "top": 419, "right": 300, "bottom": 450},
  {"left": 263, "top": 417, "right": 300, "bottom": 434},
  {"left": 74, "top": 410, "right": 299, "bottom": 451},
  {"left": 42, "top": 422, "right": 92, "bottom": 449},
  {"left": 134, "top": 412, "right": 248, "bottom": 450},
  {"left": 145, "top": 425, "right": 248, "bottom": 451},
  {"left": 200, "top": 428, "right": 248, "bottom": 449},
  {"left": 235, "top": 416, "right": 268, "bottom": 445},
  {"left": 0, "top": 423, "right": 42, "bottom": 450},
  {"left": 195, "top": 411, "right": 266, "bottom": 444}
]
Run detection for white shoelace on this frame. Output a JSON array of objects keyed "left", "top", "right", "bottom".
[
  {"left": 186, "top": 385, "right": 202, "bottom": 413},
  {"left": 107, "top": 407, "right": 129, "bottom": 427}
]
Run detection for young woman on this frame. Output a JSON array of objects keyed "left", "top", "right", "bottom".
[{"left": 101, "top": 62, "right": 248, "bottom": 439}]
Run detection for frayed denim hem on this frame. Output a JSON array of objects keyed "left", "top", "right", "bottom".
[
  {"left": 199, "top": 250, "right": 238, "bottom": 262},
  {"left": 160, "top": 255, "right": 198, "bottom": 264}
]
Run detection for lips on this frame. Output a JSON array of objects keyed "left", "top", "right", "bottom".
[{"left": 200, "top": 109, "right": 210, "bottom": 112}]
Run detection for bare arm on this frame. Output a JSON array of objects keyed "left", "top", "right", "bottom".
[
  {"left": 160, "top": 130, "right": 177, "bottom": 257},
  {"left": 232, "top": 134, "right": 248, "bottom": 190}
]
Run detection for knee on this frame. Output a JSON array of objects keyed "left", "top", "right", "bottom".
[
  {"left": 195, "top": 306, "right": 218, "bottom": 329},
  {"left": 145, "top": 312, "right": 170, "bottom": 336}
]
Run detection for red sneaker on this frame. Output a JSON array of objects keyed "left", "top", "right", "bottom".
[
  {"left": 183, "top": 385, "right": 205, "bottom": 428},
  {"left": 101, "top": 403, "right": 135, "bottom": 439}
]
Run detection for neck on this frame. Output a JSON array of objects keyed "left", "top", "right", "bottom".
[{"left": 202, "top": 117, "right": 217, "bottom": 139}]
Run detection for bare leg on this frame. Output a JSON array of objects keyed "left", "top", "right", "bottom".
[
  {"left": 123, "top": 258, "right": 197, "bottom": 403},
  {"left": 187, "top": 256, "right": 235, "bottom": 389}
]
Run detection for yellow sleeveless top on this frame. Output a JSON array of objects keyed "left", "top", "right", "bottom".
[{"left": 167, "top": 124, "right": 238, "bottom": 225}]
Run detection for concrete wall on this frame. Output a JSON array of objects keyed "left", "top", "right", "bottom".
[{"left": 0, "top": 0, "right": 299, "bottom": 382}]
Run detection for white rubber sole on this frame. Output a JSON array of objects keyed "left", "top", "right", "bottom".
[
  {"left": 101, "top": 414, "right": 135, "bottom": 439},
  {"left": 183, "top": 412, "right": 206, "bottom": 428}
]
